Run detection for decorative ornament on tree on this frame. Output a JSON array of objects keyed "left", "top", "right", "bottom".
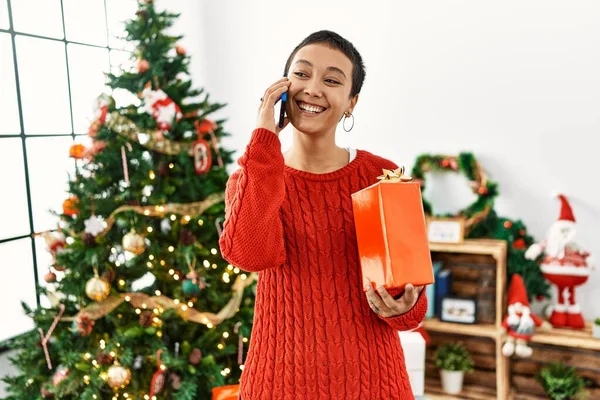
[
  {"left": 107, "top": 362, "right": 131, "bottom": 389},
  {"left": 139, "top": 310, "right": 154, "bottom": 328},
  {"left": 189, "top": 347, "right": 202, "bottom": 365},
  {"left": 96, "top": 352, "right": 113, "bottom": 366},
  {"left": 192, "top": 136, "right": 212, "bottom": 174},
  {"left": 149, "top": 350, "right": 166, "bottom": 397},
  {"left": 92, "top": 93, "right": 115, "bottom": 125},
  {"left": 122, "top": 229, "right": 146, "bottom": 255},
  {"left": 170, "top": 373, "right": 181, "bottom": 390},
  {"left": 40, "top": 387, "right": 54, "bottom": 398},
  {"left": 84, "top": 215, "right": 107, "bottom": 236},
  {"left": 525, "top": 194, "right": 594, "bottom": 329},
  {"left": 501, "top": 274, "right": 549, "bottom": 358},
  {"left": 69, "top": 144, "right": 86, "bottom": 159},
  {"left": 44, "top": 271, "right": 57, "bottom": 283},
  {"left": 175, "top": 45, "right": 186, "bottom": 55},
  {"left": 76, "top": 312, "right": 95, "bottom": 336},
  {"left": 85, "top": 272, "right": 110, "bottom": 302},
  {"left": 140, "top": 83, "right": 182, "bottom": 131},
  {"left": 62, "top": 196, "right": 78, "bottom": 216},
  {"left": 52, "top": 366, "right": 69, "bottom": 386},
  {"left": 137, "top": 59, "right": 150, "bottom": 73}
]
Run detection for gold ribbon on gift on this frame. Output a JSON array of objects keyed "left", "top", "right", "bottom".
[
  {"left": 105, "top": 112, "right": 195, "bottom": 156},
  {"left": 62, "top": 272, "right": 257, "bottom": 326},
  {"left": 93, "top": 192, "right": 225, "bottom": 237},
  {"left": 377, "top": 166, "right": 413, "bottom": 182}
]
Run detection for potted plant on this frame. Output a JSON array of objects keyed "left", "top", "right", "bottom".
[
  {"left": 593, "top": 318, "right": 600, "bottom": 339},
  {"left": 434, "top": 342, "right": 474, "bottom": 394},
  {"left": 537, "top": 362, "right": 587, "bottom": 400}
]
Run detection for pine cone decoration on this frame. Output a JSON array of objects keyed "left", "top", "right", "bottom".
[
  {"left": 82, "top": 233, "right": 96, "bottom": 246},
  {"left": 157, "top": 161, "right": 169, "bottom": 177},
  {"left": 96, "top": 351, "right": 113, "bottom": 365},
  {"left": 179, "top": 229, "right": 196, "bottom": 246},
  {"left": 76, "top": 313, "right": 95, "bottom": 336},
  {"left": 101, "top": 268, "right": 116, "bottom": 283},
  {"left": 170, "top": 373, "right": 181, "bottom": 390},
  {"left": 189, "top": 348, "right": 202, "bottom": 365},
  {"left": 139, "top": 311, "right": 154, "bottom": 328}
]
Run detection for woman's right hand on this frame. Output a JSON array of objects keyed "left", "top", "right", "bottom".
[{"left": 256, "top": 78, "right": 291, "bottom": 136}]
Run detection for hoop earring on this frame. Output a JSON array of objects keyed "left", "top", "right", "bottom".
[{"left": 343, "top": 113, "right": 354, "bottom": 132}]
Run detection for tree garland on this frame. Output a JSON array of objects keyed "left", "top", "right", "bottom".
[{"left": 411, "top": 152, "right": 550, "bottom": 300}]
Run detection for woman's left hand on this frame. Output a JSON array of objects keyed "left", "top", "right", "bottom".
[{"left": 364, "top": 280, "right": 424, "bottom": 318}]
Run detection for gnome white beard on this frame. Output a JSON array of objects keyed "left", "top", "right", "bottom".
[{"left": 517, "top": 308, "right": 534, "bottom": 333}]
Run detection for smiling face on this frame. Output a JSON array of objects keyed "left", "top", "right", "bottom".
[{"left": 286, "top": 43, "right": 358, "bottom": 137}]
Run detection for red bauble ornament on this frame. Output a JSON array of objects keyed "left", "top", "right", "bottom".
[
  {"left": 137, "top": 59, "right": 150, "bottom": 73},
  {"left": 195, "top": 119, "right": 217, "bottom": 134},
  {"left": 513, "top": 238, "right": 527, "bottom": 249},
  {"left": 193, "top": 138, "right": 212, "bottom": 174},
  {"left": 504, "top": 220, "right": 513, "bottom": 229},
  {"left": 478, "top": 186, "right": 488, "bottom": 195},
  {"left": 44, "top": 271, "right": 57, "bottom": 283},
  {"left": 441, "top": 159, "right": 450, "bottom": 168},
  {"left": 175, "top": 45, "right": 186, "bottom": 55}
]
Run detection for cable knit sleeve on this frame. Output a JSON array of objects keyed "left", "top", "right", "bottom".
[
  {"left": 379, "top": 290, "right": 428, "bottom": 331},
  {"left": 218, "top": 128, "right": 286, "bottom": 272}
]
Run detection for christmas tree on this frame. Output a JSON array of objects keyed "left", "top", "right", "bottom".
[{"left": 2, "top": 2, "right": 254, "bottom": 399}]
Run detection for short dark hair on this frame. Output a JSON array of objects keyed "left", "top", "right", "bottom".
[{"left": 284, "top": 30, "right": 366, "bottom": 98}]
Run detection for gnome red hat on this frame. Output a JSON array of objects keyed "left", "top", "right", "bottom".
[
  {"left": 508, "top": 274, "right": 530, "bottom": 308},
  {"left": 558, "top": 194, "right": 575, "bottom": 223}
]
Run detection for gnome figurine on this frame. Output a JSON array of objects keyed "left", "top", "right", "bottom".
[
  {"left": 525, "top": 194, "right": 594, "bottom": 329},
  {"left": 501, "top": 274, "right": 550, "bottom": 358}
]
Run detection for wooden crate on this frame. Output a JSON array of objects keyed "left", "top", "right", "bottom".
[
  {"left": 431, "top": 252, "right": 497, "bottom": 324},
  {"left": 510, "top": 324, "right": 600, "bottom": 399},
  {"left": 425, "top": 331, "right": 499, "bottom": 399},
  {"left": 421, "top": 238, "right": 600, "bottom": 400},
  {"left": 423, "top": 239, "right": 508, "bottom": 399}
]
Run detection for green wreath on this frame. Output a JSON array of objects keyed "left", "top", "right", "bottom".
[
  {"left": 410, "top": 152, "right": 550, "bottom": 300},
  {"left": 411, "top": 152, "right": 498, "bottom": 235}
]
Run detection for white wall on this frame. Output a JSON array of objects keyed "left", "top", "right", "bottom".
[{"left": 196, "top": 0, "right": 600, "bottom": 320}]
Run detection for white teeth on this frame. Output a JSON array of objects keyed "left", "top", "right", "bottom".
[{"left": 298, "top": 102, "right": 325, "bottom": 113}]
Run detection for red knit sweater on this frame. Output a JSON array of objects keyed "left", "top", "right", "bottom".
[{"left": 219, "top": 128, "right": 427, "bottom": 400}]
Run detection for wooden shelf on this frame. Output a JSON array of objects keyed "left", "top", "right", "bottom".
[
  {"left": 424, "top": 378, "right": 498, "bottom": 400},
  {"left": 423, "top": 318, "right": 500, "bottom": 339},
  {"left": 429, "top": 239, "right": 507, "bottom": 261},
  {"left": 530, "top": 322, "right": 600, "bottom": 351}
]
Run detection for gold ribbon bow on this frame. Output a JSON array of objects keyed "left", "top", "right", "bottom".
[{"left": 377, "top": 166, "right": 413, "bottom": 182}]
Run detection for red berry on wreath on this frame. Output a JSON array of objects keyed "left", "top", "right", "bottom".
[
  {"left": 519, "top": 229, "right": 526, "bottom": 236},
  {"left": 478, "top": 186, "right": 488, "bottom": 195},
  {"left": 504, "top": 220, "right": 513, "bottom": 229},
  {"left": 513, "top": 238, "right": 526, "bottom": 249},
  {"left": 441, "top": 159, "right": 450, "bottom": 168}
]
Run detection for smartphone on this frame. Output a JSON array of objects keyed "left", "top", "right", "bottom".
[{"left": 278, "top": 69, "right": 287, "bottom": 128}]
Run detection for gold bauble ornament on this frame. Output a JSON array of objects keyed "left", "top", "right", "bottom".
[
  {"left": 122, "top": 229, "right": 146, "bottom": 255},
  {"left": 85, "top": 273, "right": 110, "bottom": 302},
  {"left": 107, "top": 362, "right": 131, "bottom": 389}
]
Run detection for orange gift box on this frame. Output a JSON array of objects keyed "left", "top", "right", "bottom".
[
  {"left": 351, "top": 167, "right": 434, "bottom": 296},
  {"left": 212, "top": 384, "right": 240, "bottom": 400}
]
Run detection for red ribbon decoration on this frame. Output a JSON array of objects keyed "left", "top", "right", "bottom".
[{"left": 149, "top": 349, "right": 166, "bottom": 397}]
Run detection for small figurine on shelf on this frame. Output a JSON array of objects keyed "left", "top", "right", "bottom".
[
  {"left": 501, "top": 274, "right": 551, "bottom": 358},
  {"left": 525, "top": 194, "right": 595, "bottom": 329}
]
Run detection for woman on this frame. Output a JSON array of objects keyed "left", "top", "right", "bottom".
[{"left": 219, "top": 30, "right": 427, "bottom": 400}]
